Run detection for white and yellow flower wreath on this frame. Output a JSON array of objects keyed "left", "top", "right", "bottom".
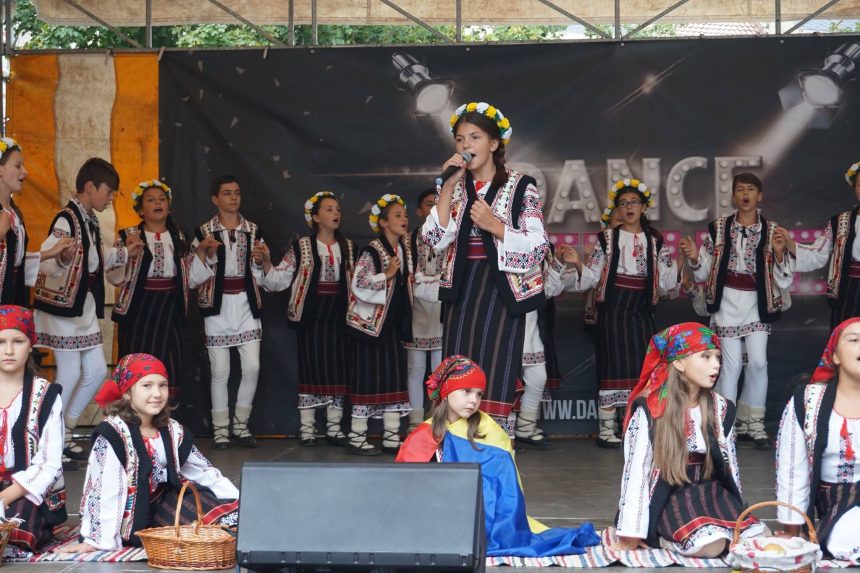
[
  {"left": 607, "top": 178, "right": 653, "bottom": 210},
  {"left": 369, "top": 194, "right": 406, "bottom": 233},
  {"left": 132, "top": 180, "right": 172, "bottom": 207},
  {"left": 0, "top": 137, "right": 21, "bottom": 159},
  {"left": 600, "top": 206, "right": 615, "bottom": 228},
  {"left": 846, "top": 162, "right": 859, "bottom": 186},
  {"left": 304, "top": 191, "right": 337, "bottom": 228},
  {"left": 449, "top": 102, "right": 512, "bottom": 145}
]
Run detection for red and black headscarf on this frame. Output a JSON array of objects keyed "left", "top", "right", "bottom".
[
  {"left": 95, "top": 353, "right": 168, "bottom": 407},
  {"left": 811, "top": 317, "right": 860, "bottom": 383},
  {"left": 0, "top": 305, "right": 36, "bottom": 346},
  {"left": 624, "top": 322, "right": 720, "bottom": 431},
  {"left": 425, "top": 355, "right": 486, "bottom": 403}
]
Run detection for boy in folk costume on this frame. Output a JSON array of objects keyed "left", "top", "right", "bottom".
[
  {"left": 188, "top": 175, "right": 266, "bottom": 449},
  {"left": 0, "top": 306, "right": 68, "bottom": 551},
  {"left": 780, "top": 160, "right": 860, "bottom": 329},
  {"left": 680, "top": 172, "right": 793, "bottom": 449},
  {"left": 107, "top": 181, "right": 190, "bottom": 406},
  {"left": 775, "top": 318, "right": 860, "bottom": 561},
  {"left": 404, "top": 189, "right": 444, "bottom": 431},
  {"left": 33, "top": 158, "right": 143, "bottom": 468},
  {"left": 0, "top": 138, "right": 75, "bottom": 306},
  {"left": 257, "top": 191, "right": 356, "bottom": 447},
  {"left": 346, "top": 194, "right": 414, "bottom": 456}
]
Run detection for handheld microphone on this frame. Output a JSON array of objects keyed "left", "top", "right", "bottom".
[{"left": 434, "top": 152, "right": 473, "bottom": 186}]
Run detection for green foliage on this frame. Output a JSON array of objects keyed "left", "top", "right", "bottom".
[{"left": 11, "top": 0, "right": 567, "bottom": 49}]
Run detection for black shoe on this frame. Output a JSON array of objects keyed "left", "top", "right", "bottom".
[
  {"left": 62, "top": 457, "right": 80, "bottom": 471},
  {"left": 325, "top": 435, "right": 349, "bottom": 447},
  {"left": 753, "top": 436, "right": 771, "bottom": 450},
  {"left": 63, "top": 445, "right": 88, "bottom": 461},
  {"left": 515, "top": 434, "right": 554, "bottom": 449},
  {"left": 596, "top": 437, "right": 622, "bottom": 449},
  {"left": 349, "top": 443, "right": 381, "bottom": 456},
  {"left": 213, "top": 439, "right": 231, "bottom": 450},
  {"left": 235, "top": 434, "right": 257, "bottom": 448},
  {"left": 300, "top": 437, "right": 317, "bottom": 447}
]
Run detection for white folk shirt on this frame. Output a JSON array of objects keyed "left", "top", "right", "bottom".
[
  {"left": 2, "top": 388, "right": 64, "bottom": 506},
  {"left": 188, "top": 223, "right": 264, "bottom": 349},
  {"left": 34, "top": 198, "right": 127, "bottom": 351}
]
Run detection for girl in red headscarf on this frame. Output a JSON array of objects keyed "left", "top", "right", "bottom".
[
  {"left": 614, "top": 322, "right": 763, "bottom": 557},
  {"left": 775, "top": 317, "right": 860, "bottom": 561},
  {"left": 396, "top": 356, "right": 600, "bottom": 558},
  {"left": 69, "top": 354, "right": 238, "bottom": 552},
  {"left": 0, "top": 305, "right": 67, "bottom": 551}
]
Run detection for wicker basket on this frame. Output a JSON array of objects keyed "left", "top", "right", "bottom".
[
  {"left": 136, "top": 482, "right": 236, "bottom": 570},
  {"left": 0, "top": 521, "right": 19, "bottom": 567},
  {"left": 728, "top": 501, "right": 821, "bottom": 573}
]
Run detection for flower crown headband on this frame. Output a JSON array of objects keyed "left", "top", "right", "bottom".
[
  {"left": 132, "top": 180, "right": 172, "bottom": 207},
  {"left": 599, "top": 206, "right": 615, "bottom": 228},
  {"left": 608, "top": 178, "right": 653, "bottom": 209},
  {"left": 0, "top": 137, "right": 21, "bottom": 159},
  {"left": 304, "top": 191, "right": 337, "bottom": 228},
  {"left": 369, "top": 194, "right": 406, "bottom": 233},
  {"left": 449, "top": 102, "right": 512, "bottom": 145},
  {"left": 846, "top": 162, "right": 859, "bottom": 186}
]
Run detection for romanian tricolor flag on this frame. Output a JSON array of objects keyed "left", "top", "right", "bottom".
[{"left": 397, "top": 412, "right": 600, "bottom": 557}]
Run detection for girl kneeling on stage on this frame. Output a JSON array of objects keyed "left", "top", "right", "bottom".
[
  {"left": 775, "top": 317, "right": 860, "bottom": 561},
  {"left": 0, "top": 305, "right": 67, "bottom": 551},
  {"left": 614, "top": 322, "right": 764, "bottom": 556},
  {"left": 396, "top": 356, "right": 599, "bottom": 557},
  {"left": 70, "top": 354, "right": 238, "bottom": 552}
]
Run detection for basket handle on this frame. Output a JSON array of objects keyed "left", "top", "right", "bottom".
[
  {"left": 732, "top": 500, "right": 818, "bottom": 547},
  {"left": 173, "top": 481, "right": 204, "bottom": 538}
]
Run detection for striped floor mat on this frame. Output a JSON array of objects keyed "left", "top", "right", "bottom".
[{"left": 4, "top": 524, "right": 147, "bottom": 562}]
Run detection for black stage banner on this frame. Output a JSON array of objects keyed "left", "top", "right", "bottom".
[{"left": 160, "top": 36, "right": 860, "bottom": 435}]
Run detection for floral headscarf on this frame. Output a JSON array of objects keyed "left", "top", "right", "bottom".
[
  {"left": 95, "top": 353, "right": 168, "bottom": 407},
  {"left": 425, "top": 355, "right": 486, "bottom": 403}
]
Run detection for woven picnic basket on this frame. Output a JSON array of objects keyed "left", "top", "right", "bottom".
[{"left": 136, "top": 482, "right": 236, "bottom": 570}]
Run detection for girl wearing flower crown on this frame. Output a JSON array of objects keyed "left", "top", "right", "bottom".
[
  {"left": 396, "top": 355, "right": 600, "bottom": 557},
  {"left": 0, "top": 305, "right": 67, "bottom": 551},
  {"left": 106, "top": 181, "right": 189, "bottom": 407},
  {"left": 344, "top": 194, "right": 413, "bottom": 455},
  {"left": 679, "top": 172, "right": 792, "bottom": 449},
  {"left": 779, "top": 161, "right": 860, "bottom": 329},
  {"left": 423, "top": 102, "right": 549, "bottom": 435},
  {"left": 70, "top": 353, "right": 238, "bottom": 552},
  {"left": 257, "top": 191, "right": 356, "bottom": 447},
  {"left": 560, "top": 180, "right": 678, "bottom": 448},
  {"left": 614, "top": 323, "right": 763, "bottom": 556},
  {"left": 0, "top": 138, "right": 76, "bottom": 306},
  {"left": 774, "top": 317, "right": 860, "bottom": 561}
]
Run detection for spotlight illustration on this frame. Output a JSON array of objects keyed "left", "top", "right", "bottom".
[
  {"left": 778, "top": 42, "right": 860, "bottom": 129},
  {"left": 392, "top": 52, "right": 453, "bottom": 134}
]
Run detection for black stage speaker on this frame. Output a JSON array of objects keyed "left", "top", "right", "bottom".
[{"left": 237, "top": 462, "right": 485, "bottom": 573}]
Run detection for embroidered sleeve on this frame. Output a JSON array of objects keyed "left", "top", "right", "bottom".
[
  {"left": 187, "top": 244, "right": 216, "bottom": 289},
  {"left": 38, "top": 217, "right": 72, "bottom": 277},
  {"left": 23, "top": 252, "right": 41, "bottom": 287},
  {"left": 180, "top": 445, "right": 240, "bottom": 500},
  {"left": 616, "top": 407, "right": 653, "bottom": 539},
  {"left": 350, "top": 250, "right": 388, "bottom": 305},
  {"left": 566, "top": 243, "right": 604, "bottom": 292},
  {"left": 104, "top": 243, "right": 128, "bottom": 271},
  {"left": 259, "top": 247, "right": 297, "bottom": 292},
  {"left": 775, "top": 397, "right": 810, "bottom": 525},
  {"left": 685, "top": 284, "right": 710, "bottom": 317},
  {"left": 422, "top": 199, "right": 458, "bottom": 253},
  {"left": 497, "top": 183, "right": 550, "bottom": 274},
  {"left": 657, "top": 244, "right": 679, "bottom": 293},
  {"left": 795, "top": 223, "right": 833, "bottom": 273},
  {"left": 11, "top": 396, "right": 63, "bottom": 505},
  {"left": 726, "top": 422, "right": 744, "bottom": 498},
  {"left": 689, "top": 238, "right": 713, "bottom": 283},
  {"left": 543, "top": 254, "right": 566, "bottom": 298},
  {"left": 79, "top": 435, "right": 127, "bottom": 550},
  {"left": 772, "top": 251, "right": 795, "bottom": 289}
]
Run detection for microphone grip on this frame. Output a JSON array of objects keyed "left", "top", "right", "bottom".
[{"left": 435, "top": 164, "right": 461, "bottom": 186}]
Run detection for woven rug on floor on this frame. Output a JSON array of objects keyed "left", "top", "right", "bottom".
[
  {"left": 3, "top": 524, "right": 148, "bottom": 563},
  {"left": 485, "top": 528, "right": 860, "bottom": 568}
]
